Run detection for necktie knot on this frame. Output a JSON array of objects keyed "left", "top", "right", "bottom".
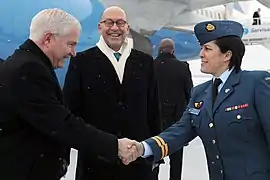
[
  {"left": 114, "top": 52, "right": 121, "bottom": 61},
  {"left": 213, "top": 78, "right": 222, "bottom": 88}
]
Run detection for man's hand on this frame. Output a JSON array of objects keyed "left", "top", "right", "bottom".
[
  {"left": 133, "top": 141, "right": 144, "bottom": 158},
  {"left": 118, "top": 138, "right": 138, "bottom": 163},
  {"left": 118, "top": 138, "right": 145, "bottom": 165}
]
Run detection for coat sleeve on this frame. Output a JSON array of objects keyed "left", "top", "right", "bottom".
[
  {"left": 254, "top": 71, "right": 270, "bottom": 150},
  {"left": 14, "top": 62, "right": 118, "bottom": 162},
  {"left": 144, "top": 94, "right": 197, "bottom": 163},
  {"left": 62, "top": 55, "right": 83, "bottom": 117}
]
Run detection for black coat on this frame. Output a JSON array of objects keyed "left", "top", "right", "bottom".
[
  {"left": 63, "top": 47, "right": 161, "bottom": 180},
  {"left": 0, "top": 40, "right": 118, "bottom": 180},
  {"left": 154, "top": 53, "right": 193, "bottom": 129}
]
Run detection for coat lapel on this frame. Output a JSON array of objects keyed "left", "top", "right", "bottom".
[
  {"left": 204, "top": 82, "right": 214, "bottom": 118},
  {"left": 213, "top": 70, "right": 242, "bottom": 113},
  {"left": 121, "top": 50, "right": 137, "bottom": 85},
  {"left": 94, "top": 48, "right": 121, "bottom": 85}
]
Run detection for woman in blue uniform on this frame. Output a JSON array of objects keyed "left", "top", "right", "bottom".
[{"left": 138, "top": 20, "right": 270, "bottom": 180}]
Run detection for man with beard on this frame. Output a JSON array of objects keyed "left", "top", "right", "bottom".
[{"left": 63, "top": 6, "right": 161, "bottom": 180}]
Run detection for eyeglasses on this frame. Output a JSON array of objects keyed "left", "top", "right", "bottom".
[{"left": 100, "top": 19, "right": 127, "bottom": 28}]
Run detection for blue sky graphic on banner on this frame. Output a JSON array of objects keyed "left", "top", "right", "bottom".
[
  {"left": 0, "top": 0, "right": 105, "bottom": 86},
  {"left": 149, "top": 28, "right": 201, "bottom": 60},
  {"left": 0, "top": 0, "right": 201, "bottom": 86}
]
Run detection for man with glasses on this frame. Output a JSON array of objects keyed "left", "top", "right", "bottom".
[{"left": 63, "top": 6, "right": 161, "bottom": 180}]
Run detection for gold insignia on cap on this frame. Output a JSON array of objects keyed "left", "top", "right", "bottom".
[{"left": 205, "top": 23, "right": 216, "bottom": 32}]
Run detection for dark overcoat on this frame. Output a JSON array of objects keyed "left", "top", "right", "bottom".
[
  {"left": 63, "top": 46, "right": 161, "bottom": 180},
  {"left": 154, "top": 53, "right": 193, "bottom": 129},
  {"left": 0, "top": 40, "right": 118, "bottom": 180}
]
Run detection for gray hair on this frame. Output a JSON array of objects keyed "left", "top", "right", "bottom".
[{"left": 29, "top": 8, "right": 82, "bottom": 41}]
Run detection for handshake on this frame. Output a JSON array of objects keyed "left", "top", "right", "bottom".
[{"left": 118, "top": 138, "right": 144, "bottom": 165}]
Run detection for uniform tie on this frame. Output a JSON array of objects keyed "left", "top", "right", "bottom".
[
  {"left": 114, "top": 52, "right": 121, "bottom": 61},
  {"left": 212, "top": 78, "right": 222, "bottom": 105}
]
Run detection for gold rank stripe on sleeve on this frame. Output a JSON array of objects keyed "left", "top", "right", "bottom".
[
  {"left": 151, "top": 136, "right": 165, "bottom": 158},
  {"left": 151, "top": 136, "right": 168, "bottom": 159},
  {"left": 155, "top": 136, "right": 169, "bottom": 158}
]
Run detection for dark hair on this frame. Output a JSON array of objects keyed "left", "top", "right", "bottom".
[{"left": 214, "top": 36, "right": 245, "bottom": 72}]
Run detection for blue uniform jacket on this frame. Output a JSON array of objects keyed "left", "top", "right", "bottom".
[{"left": 145, "top": 69, "right": 270, "bottom": 180}]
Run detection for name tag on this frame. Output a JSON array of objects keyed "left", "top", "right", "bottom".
[{"left": 189, "top": 108, "right": 200, "bottom": 115}]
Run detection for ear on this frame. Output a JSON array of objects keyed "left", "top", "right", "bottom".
[
  {"left": 126, "top": 24, "right": 130, "bottom": 34},
  {"left": 43, "top": 33, "right": 54, "bottom": 45},
  {"left": 224, "top": 50, "right": 232, "bottom": 62},
  {"left": 98, "top": 23, "right": 102, "bottom": 34}
]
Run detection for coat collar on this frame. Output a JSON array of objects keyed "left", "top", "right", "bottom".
[
  {"left": 204, "top": 69, "right": 242, "bottom": 117},
  {"left": 19, "top": 39, "right": 61, "bottom": 91},
  {"left": 96, "top": 36, "right": 132, "bottom": 84},
  {"left": 19, "top": 39, "right": 54, "bottom": 72},
  {"left": 155, "top": 53, "right": 176, "bottom": 61}
]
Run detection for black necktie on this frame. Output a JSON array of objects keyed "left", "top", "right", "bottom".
[
  {"left": 212, "top": 78, "right": 222, "bottom": 104},
  {"left": 114, "top": 52, "right": 121, "bottom": 61}
]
